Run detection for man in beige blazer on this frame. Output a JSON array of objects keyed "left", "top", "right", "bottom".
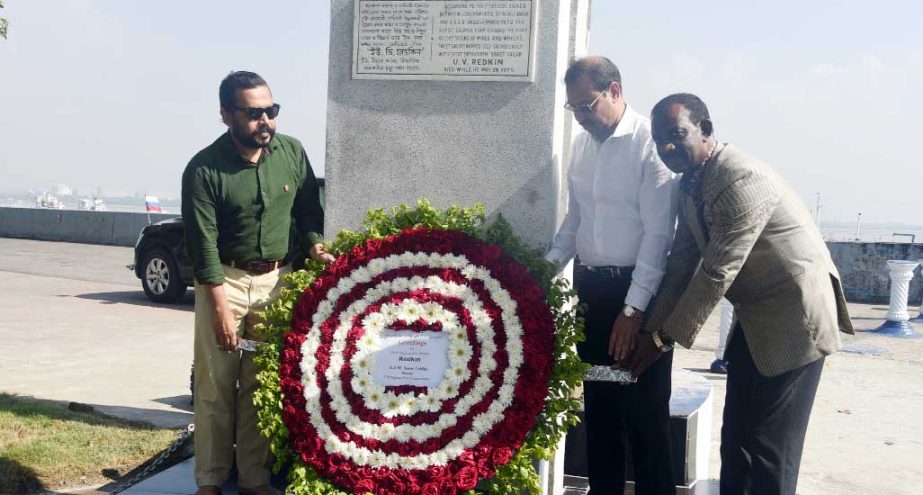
[{"left": 624, "top": 93, "right": 853, "bottom": 495}]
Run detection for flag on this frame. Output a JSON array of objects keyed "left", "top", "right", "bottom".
[{"left": 145, "top": 195, "right": 162, "bottom": 213}]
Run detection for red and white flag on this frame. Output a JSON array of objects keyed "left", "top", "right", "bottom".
[{"left": 145, "top": 195, "right": 162, "bottom": 213}]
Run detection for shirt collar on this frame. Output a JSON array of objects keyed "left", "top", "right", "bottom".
[
  {"left": 218, "top": 131, "right": 277, "bottom": 166},
  {"left": 611, "top": 104, "right": 638, "bottom": 139}
]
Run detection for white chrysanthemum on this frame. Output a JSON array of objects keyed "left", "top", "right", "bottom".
[
  {"left": 397, "top": 397, "right": 415, "bottom": 416},
  {"left": 411, "top": 424, "right": 433, "bottom": 443},
  {"left": 473, "top": 376, "right": 492, "bottom": 395},
  {"left": 438, "top": 414, "right": 457, "bottom": 429},
  {"left": 472, "top": 413, "right": 492, "bottom": 434},
  {"left": 367, "top": 258, "right": 386, "bottom": 272},
  {"left": 314, "top": 300, "right": 334, "bottom": 321},
  {"left": 498, "top": 384, "right": 515, "bottom": 405},
  {"left": 423, "top": 394, "right": 441, "bottom": 412},
  {"left": 365, "top": 390, "right": 385, "bottom": 410},
  {"left": 394, "top": 424, "right": 412, "bottom": 442},
  {"left": 372, "top": 422, "right": 393, "bottom": 441},
  {"left": 338, "top": 278, "right": 357, "bottom": 292},
  {"left": 462, "top": 431, "right": 480, "bottom": 447},
  {"left": 470, "top": 309, "right": 492, "bottom": 328},
  {"left": 362, "top": 313, "right": 387, "bottom": 334},
  {"left": 397, "top": 301, "right": 422, "bottom": 321},
  {"left": 352, "top": 266, "right": 372, "bottom": 282},
  {"left": 369, "top": 450, "right": 387, "bottom": 466}
]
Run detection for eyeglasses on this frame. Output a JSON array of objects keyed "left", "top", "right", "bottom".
[
  {"left": 234, "top": 103, "right": 281, "bottom": 121},
  {"left": 564, "top": 90, "right": 607, "bottom": 113}
]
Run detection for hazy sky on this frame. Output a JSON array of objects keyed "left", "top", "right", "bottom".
[{"left": 1, "top": 1, "right": 921, "bottom": 224}]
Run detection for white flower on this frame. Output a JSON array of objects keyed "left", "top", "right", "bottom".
[
  {"left": 438, "top": 414, "right": 457, "bottom": 429},
  {"left": 397, "top": 397, "right": 415, "bottom": 416},
  {"left": 377, "top": 422, "right": 395, "bottom": 440},
  {"left": 362, "top": 313, "right": 387, "bottom": 334},
  {"left": 472, "top": 413, "right": 492, "bottom": 434},
  {"left": 352, "top": 266, "right": 372, "bottom": 282},
  {"left": 473, "top": 377, "right": 492, "bottom": 395},
  {"left": 369, "top": 450, "right": 387, "bottom": 466},
  {"left": 498, "top": 384, "right": 515, "bottom": 405},
  {"left": 397, "top": 301, "right": 422, "bottom": 321},
  {"left": 462, "top": 431, "right": 480, "bottom": 447},
  {"left": 395, "top": 424, "right": 412, "bottom": 442}
]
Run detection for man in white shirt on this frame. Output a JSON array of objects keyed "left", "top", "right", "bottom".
[{"left": 547, "top": 56, "right": 677, "bottom": 495}]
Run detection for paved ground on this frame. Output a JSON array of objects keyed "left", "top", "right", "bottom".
[{"left": 2, "top": 237, "right": 922, "bottom": 494}]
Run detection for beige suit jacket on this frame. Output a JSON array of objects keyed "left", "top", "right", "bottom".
[{"left": 646, "top": 144, "right": 853, "bottom": 376}]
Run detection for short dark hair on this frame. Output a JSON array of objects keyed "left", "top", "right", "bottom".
[
  {"left": 219, "top": 71, "right": 268, "bottom": 110},
  {"left": 651, "top": 93, "right": 711, "bottom": 125},
  {"left": 564, "top": 56, "right": 622, "bottom": 92}
]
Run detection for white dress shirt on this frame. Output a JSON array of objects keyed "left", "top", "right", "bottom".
[{"left": 547, "top": 105, "right": 677, "bottom": 311}]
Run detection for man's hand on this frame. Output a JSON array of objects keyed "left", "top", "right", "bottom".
[
  {"left": 213, "top": 306, "right": 238, "bottom": 352},
  {"left": 309, "top": 243, "right": 336, "bottom": 264},
  {"left": 621, "top": 332, "right": 663, "bottom": 378},
  {"left": 608, "top": 313, "right": 643, "bottom": 363},
  {"left": 204, "top": 284, "right": 238, "bottom": 352}
]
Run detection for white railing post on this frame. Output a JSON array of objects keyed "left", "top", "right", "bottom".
[{"left": 874, "top": 260, "right": 920, "bottom": 337}]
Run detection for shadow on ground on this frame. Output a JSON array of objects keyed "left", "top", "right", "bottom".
[
  {"left": 71, "top": 291, "right": 194, "bottom": 311},
  {"left": 0, "top": 457, "right": 44, "bottom": 494}
]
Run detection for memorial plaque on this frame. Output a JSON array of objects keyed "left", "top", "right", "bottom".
[
  {"left": 353, "top": 0, "right": 538, "bottom": 81},
  {"left": 371, "top": 330, "right": 450, "bottom": 387}
]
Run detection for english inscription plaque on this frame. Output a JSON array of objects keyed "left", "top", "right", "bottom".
[
  {"left": 353, "top": 0, "right": 537, "bottom": 81},
  {"left": 371, "top": 330, "right": 450, "bottom": 387}
]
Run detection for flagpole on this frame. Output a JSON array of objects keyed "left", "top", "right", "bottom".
[{"left": 145, "top": 193, "right": 152, "bottom": 225}]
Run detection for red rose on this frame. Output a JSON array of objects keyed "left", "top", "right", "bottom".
[
  {"left": 455, "top": 466, "right": 479, "bottom": 490},
  {"left": 490, "top": 447, "right": 513, "bottom": 466},
  {"left": 420, "top": 482, "right": 440, "bottom": 495},
  {"left": 354, "top": 478, "right": 376, "bottom": 494}
]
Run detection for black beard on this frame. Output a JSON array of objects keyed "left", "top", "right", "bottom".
[{"left": 231, "top": 122, "right": 275, "bottom": 149}]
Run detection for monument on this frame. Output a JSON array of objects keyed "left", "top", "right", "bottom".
[
  {"left": 323, "top": 2, "right": 591, "bottom": 493},
  {"left": 325, "top": 0, "right": 590, "bottom": 250}
]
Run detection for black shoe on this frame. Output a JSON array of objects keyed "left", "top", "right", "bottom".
[{"left": 710, "top": 359, "right": 729, "bottom": 374}]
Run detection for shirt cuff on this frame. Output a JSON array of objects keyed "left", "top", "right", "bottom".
[
  {"left": 624, "top": 283, "right": 654, "bottom": 312},
  {"left": 194, "top": 265, "right": 225, "bottom": 286},
  {"left": 544, "top": 248, "right": 567, "bottom": 266},
  {"left": 301, "top": 232, "right": 325, "bottom": 255}
]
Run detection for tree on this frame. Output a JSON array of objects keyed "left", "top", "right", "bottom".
[{"left": 0, "top": 0, "right": 8, "bottom": 39}]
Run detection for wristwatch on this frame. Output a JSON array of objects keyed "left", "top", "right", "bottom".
[
  {"left": 650, "top": 331, "right": 674, "bottom": 353},
  {"left": 621, "top": 305, "right": 644, "bottom": 320}
]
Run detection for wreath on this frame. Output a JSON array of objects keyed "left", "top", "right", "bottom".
[{"left": 253, "top": 200, "right": 586, "bottom": 495}]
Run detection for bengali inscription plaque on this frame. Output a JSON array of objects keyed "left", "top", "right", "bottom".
[{"left": 352, "top": 0, "right": 537, "bottom": 81}]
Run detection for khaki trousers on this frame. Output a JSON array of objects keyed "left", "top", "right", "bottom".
[{"left": 193, "top": 264, "right": 290, "bottom": 489}]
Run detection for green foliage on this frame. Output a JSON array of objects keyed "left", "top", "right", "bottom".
[
  {"left": 0, "top": 0, "right": 8, "bottom": 40},
  {"left": 253, "top": 199, "right": 587, "bottom": 494}
]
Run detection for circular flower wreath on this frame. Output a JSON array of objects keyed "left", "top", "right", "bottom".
[{"left": 254, "top": 201, "right": 586, "bottom": 495}]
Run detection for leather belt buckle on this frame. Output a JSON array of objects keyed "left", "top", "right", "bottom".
[
  {"left": 585, "top": 265, "right": 633, "bottom": 279},
  {"left": 228, "top": 259, "right": 282, "bottom": 275}
]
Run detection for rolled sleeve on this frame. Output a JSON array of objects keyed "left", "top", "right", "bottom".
[
  {"left": 181, "top": 164, "right": 224, "bottom": 285},
  {"left": 292, "top": 147, "right": 325, "bottom": 254}
]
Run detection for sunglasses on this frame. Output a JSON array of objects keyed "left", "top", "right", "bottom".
[{"left": 234, "top": 103, "right": 281, "bottom": 121}]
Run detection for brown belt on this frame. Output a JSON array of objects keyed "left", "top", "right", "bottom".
[{"left": 224, "top": 259, "right": 284, "bottom": 275}]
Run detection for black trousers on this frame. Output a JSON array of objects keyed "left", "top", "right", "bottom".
[
  {"left": 720, "top": 326, "right": 824, "bottom": 495},
  {"left": 576, "top": 267, "right": 675, "bottom": 495}
]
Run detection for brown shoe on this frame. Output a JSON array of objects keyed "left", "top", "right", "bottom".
[{"left": 195, "top": 486, "right": 220, "bottom": 495}]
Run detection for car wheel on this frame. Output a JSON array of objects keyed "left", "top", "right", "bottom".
[{"left": 141, "top": 247, "right": 187, "bottom": 303}]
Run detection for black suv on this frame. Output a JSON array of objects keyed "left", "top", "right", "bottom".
[{"left": 130, "top": 217, "right": 194, "bottom": 303}]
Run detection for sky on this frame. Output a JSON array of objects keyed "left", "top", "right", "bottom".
[{"left": 1, "top": 0, "right": 921, "bottom": 225}]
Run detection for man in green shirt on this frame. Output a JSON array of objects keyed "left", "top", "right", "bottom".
[{"left": 182, "top": 71, "right": 333, "bottom": 495}]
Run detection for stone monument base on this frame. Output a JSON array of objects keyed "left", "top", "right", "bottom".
[{"left": 563, "top": 369, "right": 713, "bottom": 490}]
